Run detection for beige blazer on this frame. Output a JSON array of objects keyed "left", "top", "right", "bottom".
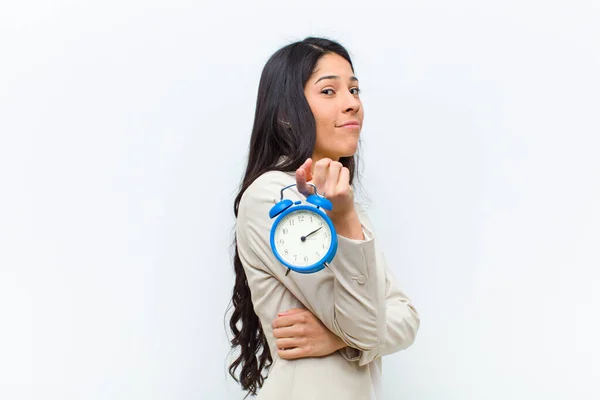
[{"left": 236, "top": 170, "right": 420, "bottom": 399}]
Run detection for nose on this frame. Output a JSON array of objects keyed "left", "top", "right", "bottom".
[{"left": 342, "top": 91, "right": 361, "bottom": 114}]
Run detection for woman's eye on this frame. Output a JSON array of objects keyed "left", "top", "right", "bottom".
[
  {"left": 350, "top": 87, "right": 361, "bottom": 95},
  {"left": 321, "top": 89, "right": 335, "bottom": 95}
]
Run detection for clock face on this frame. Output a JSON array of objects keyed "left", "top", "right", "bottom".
[{"left": 272, "top": 209, "right": 333, "bottom": 267}]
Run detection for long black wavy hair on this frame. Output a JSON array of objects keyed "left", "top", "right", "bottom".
[{"left": 227, "top": 36, "right": 360, "bottom": 397}]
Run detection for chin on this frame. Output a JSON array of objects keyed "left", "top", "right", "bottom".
[
  {"left": 340, "top": 141, "right": 359, "bottom": 158},
  {"left": 320, "top": 140, "right": 359, "bottom": 160}
]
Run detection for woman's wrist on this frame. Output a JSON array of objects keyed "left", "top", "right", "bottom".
[{"left": 330, "top": 209, "right": 364, "bottom": 240}]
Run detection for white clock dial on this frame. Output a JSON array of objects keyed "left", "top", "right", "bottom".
[{"left": 273, "top": 209, "right": 333, "bottom": 267}]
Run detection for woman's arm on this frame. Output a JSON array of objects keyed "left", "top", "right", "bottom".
[
  {"left": 271, "top": 308, "right": 347, "bottom": 360},
  {"left": 237, "top": 169, "right": 419, "bottom": 355},
  {"left": 339, "top": 261, "right": 420, "bottom": 366},
  {"left": 238, "top": 172, "right": 385, "bottom": 350},
  {"left": 272, "top": 264, "right": 420, "bottom": 365}
]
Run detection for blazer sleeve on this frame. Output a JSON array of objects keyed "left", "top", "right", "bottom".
[
  {"left": 339, "top": 245, "right": 421, "bottom": 366},
  {"left": 236, "top": 171, "right": 419, "bottom": 355}
]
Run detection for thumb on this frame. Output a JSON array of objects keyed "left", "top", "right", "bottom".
[
  {"left": 303, "top": 158, "right": 313, "bottom": 182},
  {"left": 295, "top": 158, "right": 313, "bottom": 196},
  {"left": 295, "top": 168, "right": 309, "bottom": 196}
]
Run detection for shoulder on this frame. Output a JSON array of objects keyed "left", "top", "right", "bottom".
[
  {"left": 236, "top": 170, "right": 301, "bottom": 265},
  {"left": 237, "top": 170, "right": 303, "bottom": 228},
  {"left": 239, "top": 170, "right": 297, "bottom": 209},
  {"left": 247, "top": 169, "right": 295, "bottom": 192}
]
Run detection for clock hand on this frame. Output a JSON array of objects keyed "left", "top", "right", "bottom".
[{"left": 301, "top": 226, "right": 323, "bottom": 242}]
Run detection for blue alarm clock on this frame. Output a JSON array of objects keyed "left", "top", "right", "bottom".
[{"left": 269, "top": 183, "right": 338, "bottom": 275}]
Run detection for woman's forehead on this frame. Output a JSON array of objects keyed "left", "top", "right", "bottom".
[{"left": 309, "top": 54, "right": 355, "bottom": 82}]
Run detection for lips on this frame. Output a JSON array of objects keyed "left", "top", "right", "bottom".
[{"left": 337, "top": 121, "right": 360, "bottom": 128}]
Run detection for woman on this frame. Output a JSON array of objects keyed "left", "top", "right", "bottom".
[{"left": 228, "top": 37, "right": 420, "bottom": 399}]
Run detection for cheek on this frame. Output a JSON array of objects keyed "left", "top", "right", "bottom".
[
  {"left": 309, "top": 99, "right": 336, "bottom": 126},
  {"left": 312, "top": 110, "right": 335, "bottom": 142}
]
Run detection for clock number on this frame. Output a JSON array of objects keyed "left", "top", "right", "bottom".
[
  {"left": 281, "top": 228, "right": 288, "bottom": 235},
  {"left": 322, "top": 243, "right": 327, "bottom": 249},
  {"left": 298, "top": 215, "right": 305, "bottom": 222},
  {"left": 289, "top": 219, "right": 295, "bottom": 226},
  {"left": 293, "top": 255, "right": 298, "bottom": 262},
  {"left": 279, "top": 239, "right": 284, "bottom": 244},
  {"left": 304, "top": 256, "right": 309, "bottom": 263},
  {"left": 316, "top": 251, "right": 320, "bottom": 258},
  {"left": 284, "top": 249, "right": 288, "bottom": 255},
  {"left": 323, "top": 232, "right": 329, "bottom": 238}
]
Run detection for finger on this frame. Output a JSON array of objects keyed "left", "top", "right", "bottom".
[
  {"left": 272, "top": 325, "right": 304, "bottom": 339},
  {"left": 275, "top": 337, "right": 304, "bottom": 349},
  {"left": 272, "top": 312, "right": 308, "bottom": 330},
  {"left": 277, "top": 346, "right": 306, "bottom": 360},
  {"left": 313, "top": 158, "right": 332, "bottom": 194},
  {"left": 326, "top": 162, "right": 343, "bottom": 196},
  {"left": 336, "top": 166, "right": 351, "bottom": 194},
  {"left": 278, "top": 307, "right": 306, "bottom": 317}
]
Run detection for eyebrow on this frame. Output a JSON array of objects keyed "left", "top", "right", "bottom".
[{"left": 314, "top": 75, "right": 359, "bottom": 84}]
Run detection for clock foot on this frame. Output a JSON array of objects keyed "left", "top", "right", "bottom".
[{"left": 285, "top": 268, "right": 291, "bottom": 276}]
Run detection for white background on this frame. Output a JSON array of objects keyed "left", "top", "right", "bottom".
[{"left": 1, "top": 0, "right": 599, "bottom": 399}]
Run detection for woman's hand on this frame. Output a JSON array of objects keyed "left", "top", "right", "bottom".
[
  {"left": 295, "top": 157, "right": 354, "bottom": 218},
  {"left": 272, "top": 308, "right": 347, "bottom": 360},
  {"left": 296, "top": 158, "right": 364, "bottom": 240}
]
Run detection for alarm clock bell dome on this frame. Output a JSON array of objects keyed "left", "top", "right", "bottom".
[
  {"left": 269, "top": 199, "right": 293, "bottom": 218},
  {"left": 306, "top": 195, "right": 333, "bottom": 211}
]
